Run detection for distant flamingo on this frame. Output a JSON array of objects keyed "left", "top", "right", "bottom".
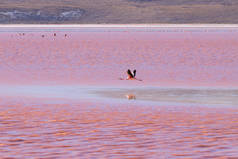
[
  {"left": 126, "top": 69, "right": 135, "bottom": 80},
  {"left": 119, "top": 69, "right": 142, "bottom": 81}
]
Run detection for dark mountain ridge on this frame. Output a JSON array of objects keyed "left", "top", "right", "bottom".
[{"left": 0, "top": 0, "right": 238, "bottom": 23}]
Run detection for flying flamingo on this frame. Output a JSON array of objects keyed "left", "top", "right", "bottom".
[{"left": 119, "top": 69, "right": 142, "bottom": 81}]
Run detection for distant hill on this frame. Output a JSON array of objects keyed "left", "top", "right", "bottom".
[{"left": 0, "top": 0, "right": 238, "bottom": 23}]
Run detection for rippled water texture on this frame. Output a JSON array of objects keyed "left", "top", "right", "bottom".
[
  {"left": 1, "top": 27, "right": 238, "bottom": 158},
  {"left": 1, "top": 98, "right": 238, "bottom": 158}
]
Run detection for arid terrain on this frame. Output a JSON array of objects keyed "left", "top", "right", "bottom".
[{"left": 0, "top": 0, "right": 238, "bottom": 23}]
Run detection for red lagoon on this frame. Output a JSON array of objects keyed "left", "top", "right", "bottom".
[{"left": 1, "top": 27, "right": 238, "bottom": 158}]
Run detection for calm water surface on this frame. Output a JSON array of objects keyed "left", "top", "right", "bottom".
[{"left": 1, "top": 27, "right": 238, "bottom": 86}]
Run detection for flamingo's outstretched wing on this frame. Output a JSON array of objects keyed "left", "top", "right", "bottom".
[
  {"left": 133, "top": 69, "right": 136, "bottom": 77},
  {"left": 135, "top": 78, "right": 142, "bottom": 81},
  {"left": 127, "top": 69, "right": 134, "bottom": 78}
]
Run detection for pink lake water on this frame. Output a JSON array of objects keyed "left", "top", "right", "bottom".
[
  {"left": 0, "top": 27, "right": 238, "bottom": 86},
  {"left": 1, "top": 27, "right": 238, "bottom": 158}
]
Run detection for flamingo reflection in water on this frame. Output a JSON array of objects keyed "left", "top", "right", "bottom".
[{"left": 126, "top": 94, "right": 136, "bottom": 100}]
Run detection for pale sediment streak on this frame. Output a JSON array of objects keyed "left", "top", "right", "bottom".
[
  {"left": 0, "top": 85, "right": 238, "bottom": 106},
  {"left": 91, "top": 87, "right": 238, "bottom": 106}
]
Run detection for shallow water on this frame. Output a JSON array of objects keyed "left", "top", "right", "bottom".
[
  {"left": 92, "top": 87, "right": 238, "bottom": 106},
  {"left": 1, "top": 85, "right": 238, "bottom": 106},
  {"left": 1, "top": 27, "right": 238, "bottom": 158}
]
